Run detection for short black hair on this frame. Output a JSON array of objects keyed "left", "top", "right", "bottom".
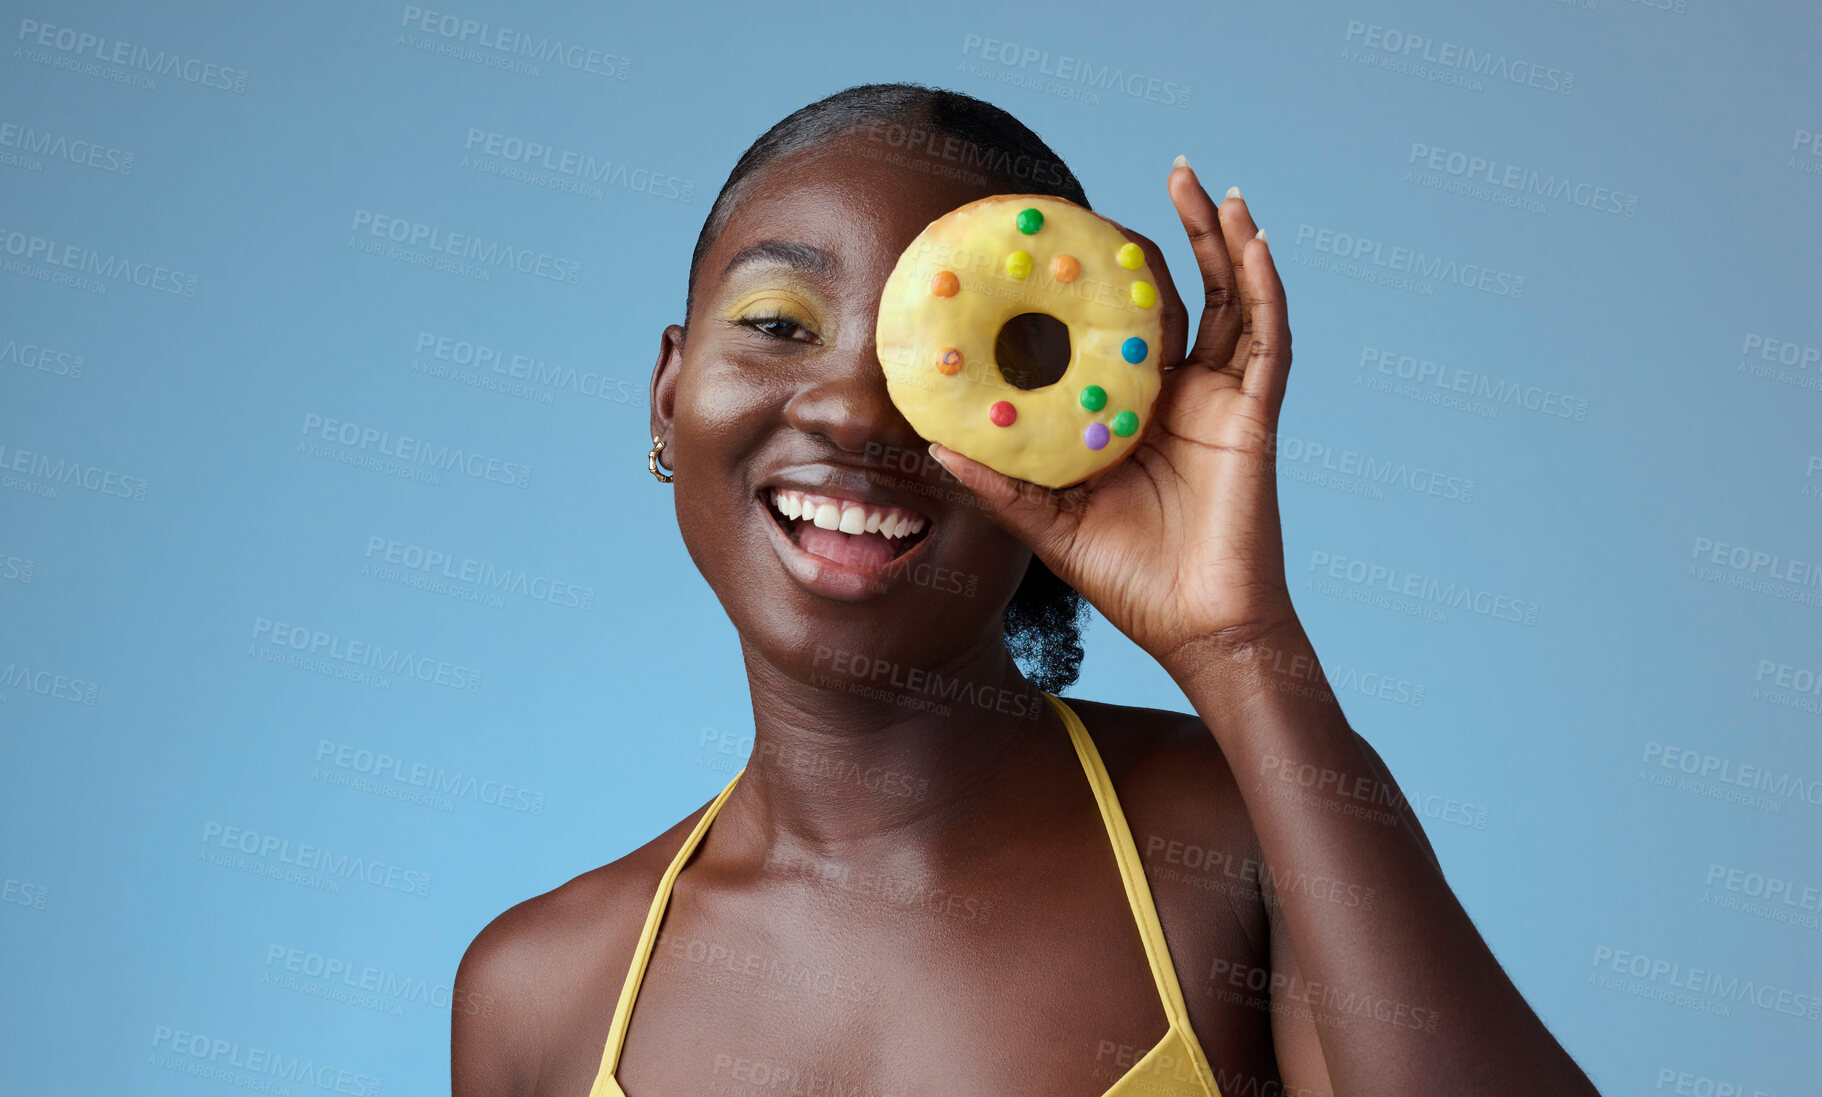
[{"left": 686, "top": 81, "right": 1091, "bottom": 694}]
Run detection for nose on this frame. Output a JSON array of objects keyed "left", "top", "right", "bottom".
[{"left": 781, "top": 337, "right": 921, "bottom": 458}]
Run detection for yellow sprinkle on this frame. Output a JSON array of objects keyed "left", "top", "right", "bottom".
[
  {"left": 1116, "top": 243, "right": 1144, "bottom": 270},
  {"left": 1130, "top": 280, "right": 1157, "bottom": 308},
  {"left": 1005, "top": 250, "right": 1033, "bottom": 279}
]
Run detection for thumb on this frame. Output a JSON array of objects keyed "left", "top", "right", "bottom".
[{"left": 926, "top": 442, "right": 1080, "bottom": 563}]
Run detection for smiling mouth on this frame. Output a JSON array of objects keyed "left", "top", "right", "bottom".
[{"left": 760, "top": 487, "right": 933, "bottom": 569}]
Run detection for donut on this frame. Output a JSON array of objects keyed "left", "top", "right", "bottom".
[{"left": 875, "top": 194, "right": 1165, "bottom": 489}]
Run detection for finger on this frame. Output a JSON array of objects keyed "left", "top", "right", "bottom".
[
  {"left": 1166, "top": 162, "right": 1244, "bottom": 372},
  {"left": 1113, "top": 226, "right": 1189, "bottom": 370},
  {"left": 1237, "top": 234, "right": 1292, "bottom": 412},
  {"left": 925, "top": 442, "right": 1079, "bottom": 564},
  {"left": 1218, "top": 190, "right": 1260, "bottom": 288}
]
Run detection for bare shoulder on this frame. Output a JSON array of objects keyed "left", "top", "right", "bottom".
[
  {"left": 1060, "top": 693, "right": 1270, "bottom": 942},
  {"left": 451, "top": 798, "right": 718, "bottom": 1097}
]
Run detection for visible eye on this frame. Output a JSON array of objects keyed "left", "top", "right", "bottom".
[{"left": 737, "top": 311, "right": 821, "bottom": 344}]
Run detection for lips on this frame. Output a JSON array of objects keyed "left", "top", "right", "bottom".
[{"left": 762, "top": 487, "right": 931, "bottom": 569}]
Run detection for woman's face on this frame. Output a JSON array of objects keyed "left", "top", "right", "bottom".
[{"left": 651, "top": 130, "right": 1037, "bottom": 680}]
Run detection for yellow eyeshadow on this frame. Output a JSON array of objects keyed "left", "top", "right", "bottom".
[{"left": 720, "top": 288, "right": 820, "bottom": 324}]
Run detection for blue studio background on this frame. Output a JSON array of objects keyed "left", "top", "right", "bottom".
[{"left": 3, "top": 0, "right": 1819, "bottom": 1093}]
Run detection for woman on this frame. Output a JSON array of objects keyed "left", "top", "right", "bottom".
[{"left": 452, "top": 84, "right": 1601, "bottom": 1097}]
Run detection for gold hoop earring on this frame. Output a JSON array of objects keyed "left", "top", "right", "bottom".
[{"left": 647, "top": 434, "right": 673, "bottom": 484}]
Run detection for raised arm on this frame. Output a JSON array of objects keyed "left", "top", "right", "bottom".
[{"left": 926, "top": 159, "right": 1600, "bottom": 1097}]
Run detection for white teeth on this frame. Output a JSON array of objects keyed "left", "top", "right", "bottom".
[{"left": 768, "top": 488, "right": 928, "bottom": 542}]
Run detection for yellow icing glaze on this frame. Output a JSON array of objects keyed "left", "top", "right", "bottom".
[{"left": 876, "top": 194, "right": 1165, "bottom": 489}]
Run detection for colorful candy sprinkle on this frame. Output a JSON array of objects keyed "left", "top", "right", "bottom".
[
  {"left": 989, "top": 400, "right": 1017, "bottom": 427},
  {"left": 931, "top": 270, "right": 959, "bottom": 297},
  {"left": 1051, "top": 255, "right": 1080, "bottom": 283},
  {"left": 1005, "top": 251, "right": 1033, "bottom": 280},
  {"left": 1016, "top": 208, "right": 1044, "bottom": 234},
  {"left": 936, "top": 348, "right": 963, "bottom": 375},
  {"left": 1130, "top": 281, "right": 1158, "bottom": 308},
  {"left": 1078, "top": 384, "right": 1107, "bottom": 411},
  {"left": 1111, "top": 410, "right": 1139, "bottom": 437},
  {"left": 1083, "top": 423, "right": 1111, "bottom": 450},
  {"left": 1116, "top": 243, "right": 1144, "bottom": 270},
  {"left": 1121, "top": 337, "right": 1148, "bottom": 364}
]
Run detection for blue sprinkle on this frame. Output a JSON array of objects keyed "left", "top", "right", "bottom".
[{"left": 1121, "top": 337, "right": 1148, "bottom": 364}]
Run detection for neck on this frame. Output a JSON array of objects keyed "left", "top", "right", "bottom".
[{"left": 728, "top": 633, "right": 1064, "bottom": 857}]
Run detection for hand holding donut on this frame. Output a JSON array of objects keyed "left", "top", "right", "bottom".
[{"left": 920, "top": 163, "right": 1298, "bottom": 666}]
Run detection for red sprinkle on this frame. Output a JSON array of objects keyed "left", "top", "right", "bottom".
[{"left": 989, "top": 400, "right": 1017, "bottom": 427}]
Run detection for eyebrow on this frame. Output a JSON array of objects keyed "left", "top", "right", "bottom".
[{"left": 722, "top": 240, "right": 836, "bottom": 280}]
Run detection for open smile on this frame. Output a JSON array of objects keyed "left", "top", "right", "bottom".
[{"left": 756, "top": 486, "right": 936, "bottom": 600}]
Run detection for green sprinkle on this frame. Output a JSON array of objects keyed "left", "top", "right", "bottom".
[{"left": 1111, "top": 410, "right": 1139, "bottom": 437}]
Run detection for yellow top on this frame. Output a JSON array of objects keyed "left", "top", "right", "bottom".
[{"left": 587, "top": 691, "right": 1223, "bottom": 1097}]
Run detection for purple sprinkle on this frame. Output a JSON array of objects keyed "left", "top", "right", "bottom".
[{"left": 1084, "top": 422, "right": 1111, "bottom": 450}]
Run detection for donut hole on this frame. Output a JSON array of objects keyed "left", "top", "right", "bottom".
[{"left": 994, "top": 313, "right": 1071, "bottom": 390}]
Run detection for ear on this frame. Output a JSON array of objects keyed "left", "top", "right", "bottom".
[{"left": 649, "top": 324, "right": 686, "bottom": 444}]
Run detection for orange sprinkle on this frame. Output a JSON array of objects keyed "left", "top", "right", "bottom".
[
  {"left": 1051, "top": 255, "right": 1080, "bottom": 283},
  {"left": 936, "top": 348, "right": 963, "bottom": 375},
  {"left": 930, "top": 270, "right": 960, "bottom": 297}
]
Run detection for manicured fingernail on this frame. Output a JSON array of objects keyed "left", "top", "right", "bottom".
[
  {"left": 1173, "top": 154, "right": 1189, "bottom": 170},
  {"left": 1225, "top": 186, "right": 1242, "bottom": 200},
  {"left": 1255, "top": 229, "right": 1267, "bottom": 242}
]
